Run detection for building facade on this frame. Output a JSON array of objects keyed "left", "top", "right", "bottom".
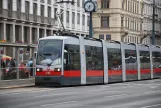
[
  {"left": 143, "top": 0, "right": 161, "bottom": 45},
  {"left": 93, "top": 0, "right": 143, "bottom": 44},
  {"left": 0, "top": 0, "right": 89, "bottom": 58}
]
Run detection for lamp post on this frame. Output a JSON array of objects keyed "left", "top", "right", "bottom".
[
  {"left": 84, "top": 0, "right": 96, "bottom": 38},
  {"left": 152, "top": 0, "right": 155, "bottom": 45}
]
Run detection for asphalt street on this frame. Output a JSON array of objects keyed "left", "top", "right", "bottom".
[{"left": 0, "top": 79, "right": 161, "bottom": 108}]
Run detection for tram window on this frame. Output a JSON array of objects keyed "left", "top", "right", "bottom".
[
  {"left": 64, "top": 44, "right": 80, "bottom": 70},
  {"left": 125, "top": 50, "right": 136, "bottom": 63},
  {"left": 152, "top": 52, "right": 161, "bottom": 68},
  {"left": 140, "top": 51, "right": 150, "bottom": 69},
  {"left": 108, "top": 48, "right": 122, "bottom": 70},
  {"left": 125, "top": 49, "right": 137, "bottom": 70},
  {"left": 85, "top": 45, "right": 103, "bottom": 70}
]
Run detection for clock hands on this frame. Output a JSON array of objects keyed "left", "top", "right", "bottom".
[{"left": 88, "top": 5, "right": 91, "bottom": 11}]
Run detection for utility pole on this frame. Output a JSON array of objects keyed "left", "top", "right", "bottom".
[
  {"left": 89, "top": 11, "right": 93, "bottom": 38},
  {"left": 152, "top": 0, "right": 155, "bottom": 45}
]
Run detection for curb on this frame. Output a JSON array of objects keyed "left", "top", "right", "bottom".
[
  {"left": 0, "top": 84, "right": 35, "bottom": 89},
  {"left": 0, "top": 78, "right": 35, "bottom": 89}
]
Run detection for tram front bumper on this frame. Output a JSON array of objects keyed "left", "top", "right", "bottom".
[{"left": 35, "top": 76, "right": 63, "bottom": 85}]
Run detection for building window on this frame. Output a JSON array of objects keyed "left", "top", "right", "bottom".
[
  {"left": 33, "top": 3, "right": 37, "bottom": 15},
  {"left": 54, "top": 8, "right": 57, "bottom": 20},
  {"left": 48, "top": 6, "right": 51, "bottom": 18},
  {"left": 82, "top": 0, "right": 84, "bottom": 7},
  {"left": 40, "top": 0, "right": 44, "bottom": 3},
  {"left": 99, "top": 34, "right": 104, "bottom": 39},
  {"left": 101, "top": 16, "right": 109, "bottom": 28},
  {"left": 77, "top": 0, "right": 80, "bottom": 7},
  {"left": 101, "top": 0, "right": 109, "bottom": 8},
  {"left": 6, "top": 24, "right": 11, "bottom": 41},
  {"left": 121, "top": 17, "right": 124, "bottom": 27},
  {"left": 82, "top": 15, "right": 85, "bottom": 26},
  {"left": 66, "top": 11, "right": 69, "bottom": 23},
  {"left": 106, "top": 34, "right": 111, "bottom": 40},
  {"left": 41, "top": 5, "right": 44, "bottom": 16},
  {"left": 0, "top": 0, "right": 2, "bottom": 10},
  {"left": 77, "top": 13, "right": 80, "bottom": 24},
  {"left": 25, "top": 1, "right": 29, "bottom": 20},
  {"left": 8, "top": 0, "right": 12, "bottom": 10},
  {"left": 17, "top": 0, "right": 21, "bottom": 12},
  {"left": 72, "top": 12, "right": 75, "bottom": 24},
  {"left": 47, "top": 0, "right": 51, "bottom": 4}
]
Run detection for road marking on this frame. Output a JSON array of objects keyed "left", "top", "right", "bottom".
[
  {"left": 104, "top": 94, "right": 128, "bottom": 98},
  {"left": 144, "top": 90, "right": 161, "bottom": 94},
  {"left": 35, "top": 89, "right": 109, "bottom": 98},
  {"left": 40, "top": 101, "right": 78, "bottom": 107},
  {"left": 141, "top": 104, "right": 161, "bottom": 108}
]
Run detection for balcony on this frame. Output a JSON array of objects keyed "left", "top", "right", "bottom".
[
  {"left": 25, "top": 13, "right": 29, "bottom": 21},
  {"left": 16, "top": 11, "right": 21, "bottom": 19},
  {"left": 41, "top": 16, "right": 44, "bottom": 23},
  {"left": 33, "top": 15, "right": 37, "bottom": 22},
  {"left": 0, "top": 9, "right": 55, "bottom": 26}
]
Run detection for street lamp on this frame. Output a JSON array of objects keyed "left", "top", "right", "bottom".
[
  {"left": 84, "top": 0, "right": 96, "bottom": 38},
  {"left": 152, "top": 0, "right": 156, "bottom": 45}
]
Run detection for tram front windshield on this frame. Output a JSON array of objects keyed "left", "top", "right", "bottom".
[{"left": 36, "top": 40, "right": 62, "bottom": 66}]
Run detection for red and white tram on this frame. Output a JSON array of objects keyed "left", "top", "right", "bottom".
[{"left": 35, "top": 35, "right": 161, "bottom": 86}]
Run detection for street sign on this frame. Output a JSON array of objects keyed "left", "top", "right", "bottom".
[{"left": 19, "top": 48, "right": 24, "bottom": 56}]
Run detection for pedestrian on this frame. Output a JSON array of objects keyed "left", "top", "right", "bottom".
[{"left": 26, "top": 58, "right": 33, "bottom": 76}]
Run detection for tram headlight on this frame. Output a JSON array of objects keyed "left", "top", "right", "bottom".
[
  {"left": 54, "top": 68, "right": 61, "bottom": 72},
  {"left": 36, "top": 68, "right": 42, "bottom": 72}
]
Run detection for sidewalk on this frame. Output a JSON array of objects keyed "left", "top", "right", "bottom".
[{"left": 0, "top": 78, "right": 35, "bottom": 89}]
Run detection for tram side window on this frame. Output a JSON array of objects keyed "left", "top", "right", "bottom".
[
  {"left": 152, "top": 52, "right": 161, "bottom": 68},
  {"left": 64, "top": 44, "right": 80, "bottom": 70},
  {"left": 85, "top": 45, "right": 103, "bottom": 70},
  {"left": 140, "top": 51, "right": 150, "bottom": 69},
  {"left": 125, "top": 49, "right": 137, "bottom": 70},
  {"left": 108, "top": 48, "right": 122, "bottom": 70}
]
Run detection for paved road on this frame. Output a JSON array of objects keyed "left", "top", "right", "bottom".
[{"left": 0, "top": 79, "right": 161, "bottom": 108}]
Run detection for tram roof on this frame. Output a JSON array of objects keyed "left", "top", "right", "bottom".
[{"left": 39, "top": 35, "right": 69, "bottom": 40}]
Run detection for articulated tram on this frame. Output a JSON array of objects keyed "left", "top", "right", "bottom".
[{"left": 35, "top": 35, "right": 161, "bottom": 86}]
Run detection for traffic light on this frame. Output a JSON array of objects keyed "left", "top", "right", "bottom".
[{"left": 27, "top": 45, "right": 30, "bottom": 52}]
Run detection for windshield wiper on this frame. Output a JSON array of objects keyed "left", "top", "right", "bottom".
[{"left": 39, "top": 53, "right": 45, "bottom": 59}]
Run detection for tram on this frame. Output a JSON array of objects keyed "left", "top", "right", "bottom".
[{"left": 35, "top": 34, "right": 161, "bottom": 86}]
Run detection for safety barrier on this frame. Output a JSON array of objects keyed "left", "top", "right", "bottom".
[{"left": 0, "top": 67, "right": 36, "bottom": 81}]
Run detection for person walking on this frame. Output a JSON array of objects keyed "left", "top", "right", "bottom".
[{"left": 26, "top": 58, "right": 33, "bottom": 76}]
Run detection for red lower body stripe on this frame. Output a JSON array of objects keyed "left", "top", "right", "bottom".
[
  {"left": 126, "top": 70, "right": 137, "bottom": 75},
  {"left": 64, "top": 70, "right": 81, "bottom": 77},
  {"left": 36, "top": 68, "right": 161, "bottom": 77},
  {"left": 153, "top": 68, "right": 161, "bottom": 73},
  {"left": 36, "top": 71, "right": 61, "bottom": 76},
  {"left": 140, "top": 69, "right": 151, "bottom": 74},
  {"left": 108, "top": 70, "right": 122, "bottom": 76}
]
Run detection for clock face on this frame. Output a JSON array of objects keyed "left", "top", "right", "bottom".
[{"left": 84, "top": 1, "right": 95, "bottom": 12}]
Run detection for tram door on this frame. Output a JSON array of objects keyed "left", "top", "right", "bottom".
[
  {"left": 124, "top": 44, "right": 138, "bottom": 81},
  {"left": 139, "top": 50, "right": 151, "bottom": 79},
  {"left": 152, "top": 51, "right": 161, "bottom": 78},
  {"left": 85, "top": 44, "right": 104, "bottom": 84},
  {"left": 107, "top": 42, "right": 122, "bottom": 83}
]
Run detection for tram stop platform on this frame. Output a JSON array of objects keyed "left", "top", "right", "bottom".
[{"left": 0, "top": 78, "right": 35, "bottom": 89}]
